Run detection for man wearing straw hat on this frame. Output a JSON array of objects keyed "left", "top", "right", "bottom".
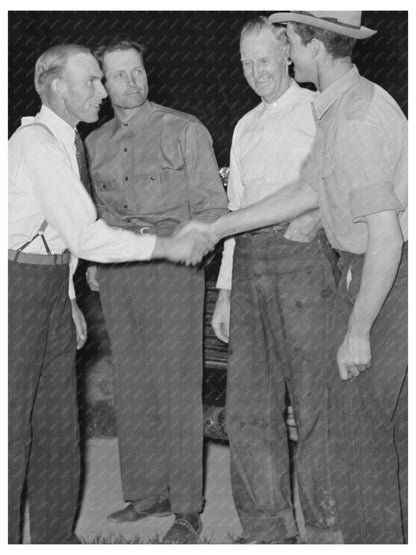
[{"left": 181, "top": 11, "right": 408, "bottom": 544}]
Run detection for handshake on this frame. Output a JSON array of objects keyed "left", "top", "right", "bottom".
[{"left": 153, "top": 220, "right": 220, "bottom": 266}]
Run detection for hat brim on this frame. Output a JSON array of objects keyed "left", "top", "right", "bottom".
[{"left": 269, "top": 12, "right": 377, "bottom": 39}]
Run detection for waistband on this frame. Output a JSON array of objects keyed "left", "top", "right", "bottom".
[
  {"left": 240, "top": 222, "right": 290, "bottom": 237},
  {"left": 8, "top": 249, "right": 70, "bottom": 265},
  {"left": 114, "top": 224, "right": 176, "bottom": 237}
]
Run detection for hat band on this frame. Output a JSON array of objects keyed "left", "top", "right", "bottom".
[{"left": 292, "top": 11, "right": 361, "bottom": 30}]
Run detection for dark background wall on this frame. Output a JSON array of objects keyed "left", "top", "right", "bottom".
[
  {"left": 8, "top": 11, "right": 408, "bottom": 438},
  {"left": 9, "top": 11, "right": 407, "bottom": 165}
]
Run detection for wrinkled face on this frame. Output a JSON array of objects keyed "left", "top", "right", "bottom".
[
  {"left": 61, "top": 52, "right": 107, "bottom": 126},
  {"left": 240, "top": 27, "right": 288, "bottom": 104},
  {"left": 285, "top": 23, "right": 316, "bottom": 84},
  {"left": 102, "top": 48, "right": 148, "bottom": 110}
]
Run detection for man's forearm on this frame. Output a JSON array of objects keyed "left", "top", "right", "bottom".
[
  {"left": 211, "top": 178, "right": 318, "bottom": 240},
  {"left": 349, "top": 212, "right": 403, "bottom": 335}
]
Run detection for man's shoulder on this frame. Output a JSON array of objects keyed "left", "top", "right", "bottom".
[
  {"left": 150, "top": 102, "right": 202, "bottom": 127},
  {"left": 293, "top": 84, "right": 316, "bottom": 103},
  {"left": 9, "top": 120, "right": 57, "bottom": 150},
  {"left": 341, "top": 76, "right": 406, "bottom": 126},
  {"left": 235, "top": 102, "right": 263, "bottom": 129},
  {"left": 85, "top": 118, "right": 114, "bottom": 147}
]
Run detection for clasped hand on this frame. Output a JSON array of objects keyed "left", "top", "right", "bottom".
[{"left": 168, "top": 221, "right": 217, "bottom": 266}]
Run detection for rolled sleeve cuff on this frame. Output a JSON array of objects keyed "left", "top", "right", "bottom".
[{"left": 349, "top": 182, "right": 404, "bottom": 223}]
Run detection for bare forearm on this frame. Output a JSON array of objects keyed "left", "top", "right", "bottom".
[
  {"left": 349, "top": 213, "right": 403, "bottom": 335},
  {"left": 211, "top": 178, "right": 318, "bottom": 241}
]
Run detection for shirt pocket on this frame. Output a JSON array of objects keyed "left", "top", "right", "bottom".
[
  {"left": 130, "top": 173, "right": 165, "bottom": 214},
  {"left": 159, "top": 167, "right": 189, "bottom": 214},
  {"left": 90, "top": 175, "right": 127, "bottom": 212}
]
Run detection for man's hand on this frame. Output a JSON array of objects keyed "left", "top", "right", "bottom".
[
  {"left": 337, "top": 327, "right": 372, "bottom": 380},
  {"left": 86, "top": 264, "right": 100, "bottom": 292},
  {"left": 175, "top": 220, "right": 219, "bottom": 251},
  {"left": 70, "top": 299, "right": 87, "bottom": 350},
  {"left": 212, "top": 289, "right": 231, "bottom": 343},
  {"left": 153, "top": 230, "right": 213, "bottom": 265},
  {"left": 284, "top": 209, "right": 322, "bottom": 242}
]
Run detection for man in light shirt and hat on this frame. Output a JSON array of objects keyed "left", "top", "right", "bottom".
[{"left": 182, "top": 11, "right": 408, "bottom": 544}]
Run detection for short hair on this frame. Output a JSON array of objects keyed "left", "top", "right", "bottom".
[
  {"left": 291, "top": 22, "right": 356, "bottom": 59},
  {"left": 240, "top": 16, "right": 287, "bottom": 47},
  {"left": 35, "top": 44, "right": 91, "bottom": 99},
  {"left": 93, "top": 38, "right": 146, "bottom": 67}
]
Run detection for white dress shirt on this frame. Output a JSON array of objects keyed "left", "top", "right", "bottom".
[
  {"left": 9, "top": 105, "right": 156, "bottom": 297},
  {"left": 216, "top": 80, "right": 317, "bottom": 290}
]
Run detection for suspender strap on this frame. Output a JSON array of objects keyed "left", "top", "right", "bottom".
[
  {"left": 15, "top": 218, "right": 51, "bottom": 259},
  {"left": 14, "top": 123, "right": 56, "bottom": 259}
]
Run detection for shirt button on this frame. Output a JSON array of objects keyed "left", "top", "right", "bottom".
[
  {"left": 123, "top": 204, "right": 128, "bottom": 209},
  {"left": 150, "top": 176, "right": 155, "bottom": 181},
  {"left": 126, "top": 218, "right": 131, "bottom": 223},
  {"left": 125, "top": 176, "right": 129, "bottom": 181},
  {"left": 123, "top": 122, "right": 128, "bottom": 126},
  {"left": 124, "top": 148, "right": 128, "bottom": 153}
]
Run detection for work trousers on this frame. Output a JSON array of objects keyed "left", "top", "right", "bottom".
[
  {"left": 98, "top": 260, "right": 205, "bottom": 514},
  {"left": 8, "top": 260, "right": 80, "bottom": 544},
  {"left": 226, "top": 230, "right": 340, "bottom": 542},
  {"left": 327, "top": 244, "right": 408, "bottom": 544}
]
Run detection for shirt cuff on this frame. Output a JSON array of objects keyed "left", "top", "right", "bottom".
[{"left": 349, "top": 182, "right": 404, "bottom": 223}]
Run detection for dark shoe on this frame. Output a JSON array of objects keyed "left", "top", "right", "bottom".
[
  {"left": 163, "top": 513, "right": 202, "bottom": 544},
  {"left": 107, "top": 498, "right": 171, "bottom": 522},
  {"left": 236, "top": 535, "right": 298, "bottom": 544}
]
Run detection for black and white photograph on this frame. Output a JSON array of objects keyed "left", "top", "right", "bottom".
[{"left": 8, "top": 6, "right": 409, "bottom": 547}]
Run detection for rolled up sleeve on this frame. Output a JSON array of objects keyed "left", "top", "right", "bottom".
[{"left": 334, "top": 120, "right": 404, "bottom": 222}]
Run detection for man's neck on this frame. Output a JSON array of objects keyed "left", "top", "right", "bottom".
[
  {"left": 113, "top": 101, "right": 148, "bottom": 124},
  {"left": 317, "top": 58, "right": 353, "bottom": 92}
]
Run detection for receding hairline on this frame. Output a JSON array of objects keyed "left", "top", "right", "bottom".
[
  {"left": 240, "top": 17, "right": 287, "bottom": 46},
  {"left": 34, "top": 44, "right": 93, "bottom": 95}
]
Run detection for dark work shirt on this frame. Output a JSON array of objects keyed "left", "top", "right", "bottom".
[{"left": 85, "top": 100, "right": 228, "bottom": 231}]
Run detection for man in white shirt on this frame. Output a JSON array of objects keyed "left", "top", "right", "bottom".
[
  {"left": 212, "top": 18, "right": 340, "bottom": 543},
  {"left": 8, "top": 43, "right": 207, "bottom": 544}
]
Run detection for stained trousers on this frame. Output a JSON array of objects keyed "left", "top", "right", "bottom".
[
  {"left": 8, "top": 260, "right": 80, "bottom": 544},
  {"left": 98, "top": 260, "right": 205, "bottom": 513},
  {"left": 226, "top": 231, "right": 340, "bottom": 542},
  {"left": 327, "top": 244, "right": 408, "bottom": 544}
]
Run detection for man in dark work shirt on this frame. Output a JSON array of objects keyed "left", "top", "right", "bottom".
[{"left": 85, "top": 38, "right": 227, "bottom": 544}]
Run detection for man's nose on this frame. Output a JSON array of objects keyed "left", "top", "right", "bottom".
[
  {"left": 252, "top": 63, "right": 263, "bottom": 80},
  {"left": 97, "top": 81, "right": 108, "bottom": 99},
  {"left": 126, "top": 72, "right": 137, "bottom": 87}
]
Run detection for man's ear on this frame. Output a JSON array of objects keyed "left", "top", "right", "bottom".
[
  {"left": 283, "top": 43, "right": 290, "bottom": 58},
  {"left": 52, "top": 77, "right": 66, "bottom": 98},
  {"left": 309, "top": 38, "right": 321, "bottom": 60}
]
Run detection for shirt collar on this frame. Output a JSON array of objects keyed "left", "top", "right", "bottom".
[
  {"left": 313, "top": 65, "right": 361, "bottom": 120},
  {"left": 110, "top": 100, "right": 153, "bottom": 139},
  {"left": 261, "top": 79, "right": 305, "bottom": 112},
  {"left": 32, "top": 104, "right": 77, "bottom": 145}
]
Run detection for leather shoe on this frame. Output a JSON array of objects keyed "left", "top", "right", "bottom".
[
  {"left": 163, "top": 512, "right": 202, "bottom": 543},
  {"left": 107, "top": 498, "right": 171, "bottom": 522}
]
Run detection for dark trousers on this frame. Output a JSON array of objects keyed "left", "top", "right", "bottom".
[
  {"left": 98, "top": 261, "right": 205, "bottom": 513},
  {"left": 327, "top": 244, "right": 408, "bottom": 544},
  {"left": 226, "top": 231, "right": 340, "bottom": 542},
  {"left": 8, "top": 260, "right": 80, "bottom": 544}
]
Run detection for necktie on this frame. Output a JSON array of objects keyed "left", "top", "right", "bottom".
[{"left": 75, "top": 130, "right": 91, "bottom": 194}]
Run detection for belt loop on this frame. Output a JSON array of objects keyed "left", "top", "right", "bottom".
[{"left": 13, "top": 250, "right": 20, "bottom": 262}]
